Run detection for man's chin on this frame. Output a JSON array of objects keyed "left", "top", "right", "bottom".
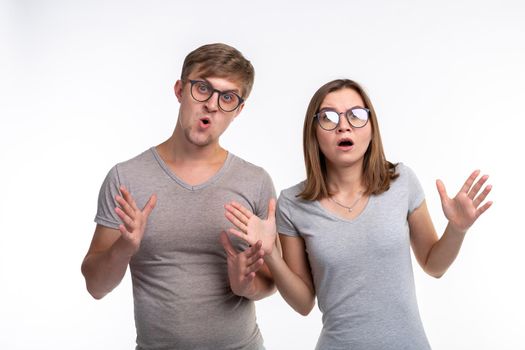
[{"left": 185, "top": 132, "right": 214, "bottom": 147}]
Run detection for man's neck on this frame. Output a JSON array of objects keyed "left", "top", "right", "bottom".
[
  {"left": 158, "top": 132, "right": 227, "bottom": 166},
  {"left": 155, "top": 133, "right": 228, "bottom": 186}
]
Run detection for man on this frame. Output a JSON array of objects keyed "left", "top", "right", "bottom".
[{"left": 81, "top": 43, "right": 276, "bottom": 350}]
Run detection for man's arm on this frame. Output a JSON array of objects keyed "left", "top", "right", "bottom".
[
  {"left": 81, "top": 186, "right": 156, "bottom": 299},
  {"left": 220, "top": 232, "right": 276, "bottom": 300},
  {"left": 81, "top": 225, "right": 133, "bottom": 299}
]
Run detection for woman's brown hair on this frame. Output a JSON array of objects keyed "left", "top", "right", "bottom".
[{"left": 299, "top": 79, "right": 398, "bottom": 200}]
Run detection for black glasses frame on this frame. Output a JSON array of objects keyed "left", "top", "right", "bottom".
[
  {"left": 188, "top": 79, "right": 244, "bottom": 112},
  {"left": 314, "top": 107, "right": 370, "bottom": 130}
]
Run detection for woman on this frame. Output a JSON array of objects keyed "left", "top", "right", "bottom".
[{"left": 224, "top": 79, "right": 492, "bottom": 349}]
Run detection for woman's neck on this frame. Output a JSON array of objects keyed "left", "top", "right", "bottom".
[{"left": 326, "top": 161, "right": 365, "bottom": 195}]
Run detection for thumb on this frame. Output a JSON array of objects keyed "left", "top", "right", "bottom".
[
  {"left": 142, "top": 194, "right": 157, "bottom": 217},
  {"left": 220, "top": 231, "right": 238, "bottom": 257},
  {"left": 267, "top": 198, "right": 276, "bottom": 221},
  {"left": 436, "top": 180, "right": 448, "bottom": 203}
]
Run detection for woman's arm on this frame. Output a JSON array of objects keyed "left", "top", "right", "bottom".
[
  {"left": 409, "top": 170, "right": 492, "bottom": 278},
  {"left": 265, "top": 235, "right": 316, "bottom": 315}
]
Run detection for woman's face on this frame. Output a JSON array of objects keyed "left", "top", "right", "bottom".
[{"left": 315, "top": 88, "right": 373, "bottom": 169}]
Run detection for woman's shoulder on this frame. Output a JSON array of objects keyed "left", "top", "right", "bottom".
[
  {"left": 393, "top": 162, "right": 418, "bottom": 179},
  {"left": 279, "top": 181, "right": 307, "bottom": 203},
  {"left": 390, "top": 162, "right": 423, "bottom": 196}
]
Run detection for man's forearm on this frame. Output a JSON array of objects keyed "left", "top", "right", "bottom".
[{"left": 81, "top": 237, "right": 132, "bottom": 299}]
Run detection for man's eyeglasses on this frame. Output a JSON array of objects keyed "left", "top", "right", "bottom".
[
  {"left": 188, "top": 80, "right": 244, "bottom": 112},
  {"left": 314, "top": 107, "right": 370, "bottom": 130}
]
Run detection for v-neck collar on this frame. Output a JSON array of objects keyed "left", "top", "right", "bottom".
[{"left": 150, "top": 147, "right": 233, "bottom": 191}]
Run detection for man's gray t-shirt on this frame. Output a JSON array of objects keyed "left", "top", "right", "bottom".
[
  {"left": 276, "top": 163, "right": 431, "bottom": 350},
  {"left": 95, "top": 147, "right": 275, "bottom": 350}
]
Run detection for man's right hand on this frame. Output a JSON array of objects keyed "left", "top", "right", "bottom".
[
  {"left": 114, "top": 186, "right": 157, "bottom": 257},
  {"left": 220, "top": 232, "right": 265, "bottom": 298}
]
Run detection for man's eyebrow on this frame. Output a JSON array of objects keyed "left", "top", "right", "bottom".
[{"left": 201, "top": 77, "right": 241, "bottom": 94}]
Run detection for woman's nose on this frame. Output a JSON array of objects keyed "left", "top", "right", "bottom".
[{"left": 337, "top": 114, "right": 352, "bottom": 133}]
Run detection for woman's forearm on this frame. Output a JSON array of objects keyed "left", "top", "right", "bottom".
[
  {"left": 424, "top": 223, "right": 467, "bottom": 278},
  {"left": 264, "top": 249, "right": 316, "bottom": 316}
]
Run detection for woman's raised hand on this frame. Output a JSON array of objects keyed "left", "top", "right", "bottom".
[
  {"left": 224, "top": 199, "right": 278, "bottom": 255},
  {"left": 436, "top": 170, "right": 493, "bottom": 233}
]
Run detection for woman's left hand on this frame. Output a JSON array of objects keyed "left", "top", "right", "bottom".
[{"left": 436, "top": 170, "right": 493, "bottom": 233}]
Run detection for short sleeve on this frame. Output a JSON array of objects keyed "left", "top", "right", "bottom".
[
  {"left": 276, "top": 192, "right": 300, "bottom": 237},
  {"left": 254, "top": 169, "right": 276, "bottom": 219},
  {"left": 403, "top": 164, "right": 425, "bottom": 214},
  {"left": 94, "top": 165, "right": 122, "bottom": 229}
]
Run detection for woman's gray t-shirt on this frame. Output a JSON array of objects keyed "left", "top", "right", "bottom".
[{"left": 276, "top": 163, "right": 431, "bottom": 350}]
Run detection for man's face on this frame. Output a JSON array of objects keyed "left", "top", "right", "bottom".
[{"left": 174, "top": 76, "right": 244, "bottom": 148}]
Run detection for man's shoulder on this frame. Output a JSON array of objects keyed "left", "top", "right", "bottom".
[
  {"left": 114, "top": 147, "right": 157, "bottom": 171},
  {"left": 228, "top": 153, "right": 270, "bottom": 179},
  {"left": 101, "top": 147, "right": 159, "bottom": 184}
]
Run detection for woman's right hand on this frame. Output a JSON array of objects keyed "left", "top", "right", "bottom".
[{"left": 224, "top": 199, "right": 278, "bottom": 255}]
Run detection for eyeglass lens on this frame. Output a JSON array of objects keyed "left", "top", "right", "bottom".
[
  {"left": 190, "top": 81, "right": 241, "bottom": 112},
  {"left": 317, "top": 108, "right": 368, "bottom": 130}
]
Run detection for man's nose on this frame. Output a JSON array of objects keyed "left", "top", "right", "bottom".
[{"left": 204, "top": 91, "right": 219, "bottom": 111}]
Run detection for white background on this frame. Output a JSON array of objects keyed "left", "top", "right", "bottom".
[{"left": 1, "top": 0, "right": 524, "bottom": 349}]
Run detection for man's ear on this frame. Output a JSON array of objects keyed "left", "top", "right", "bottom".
[
  {"left": 233, "top": 102, "right": 245, "bottom": 118},
  {"left": 174, "top": 80, "right": 183, "bottom": 102}
]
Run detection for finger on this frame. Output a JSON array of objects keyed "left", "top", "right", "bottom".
[
  {"left": 115, "top": 195, "right": 136, "bottom": 220},
  {"left": 118, "top": 223, "right": 132, "bottom": 240},
  {"left": 245, "top": 258, "right": 264, "bottom": 275},
  {"left": 225, "top": 211, "right": 248, "bottom": 232},
  {"left": 467, "top": 175, "right": 489, "bottom": 200},
  {"left": 228, "top": 228, "right": 252, "bottom": 244},
  {"left": 475, "top": 201, "right": 493, "bottom": 219},
  {"left": 115, "top": 206, "right": 135, "bottom": 230},
  {"left": 244, "top": 271, "right": 256, "bottom": 282},
  {"left": 230, "top": 201, "right": 254, "bottom": 220},
  {"left": 267, "top": 198, "right": 277, "bottom": 221},
  {"left": 244, "top": 242, "right": 264, "bottom": 264},
  {"left": 142, "top": 194, "right": 157, "bottom": 218},
  {"left": 225, "top": 204, "right": 250, "bottom": 226},
  {"left": 245, "top": 251, "right": 264, "bottom": 267},
  {"left": 243, "top": 240, "right": 262, "bottom": 255},
  {"left": 459, "top": 170, "right": 481, "bottom": 194},
  {"left": 219, "top": 231, "right": 238, "bottom": 257},
  {"left": 436, "top": 179, "right": 448, "bottom": 203},
  {"left": 473, "top": 184, "right": 492, "bottom": 207},
  {"left": 120, "top": 186, "right": 140, "bottom": 212},
  {"left": 249, "top": 240, "right": 263, "bottom": 256}
]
